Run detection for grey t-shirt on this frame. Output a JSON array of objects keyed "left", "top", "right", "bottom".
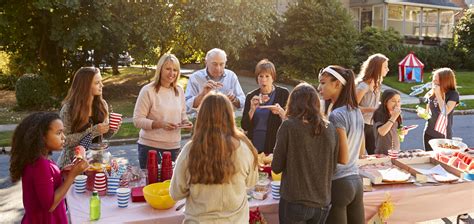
[
  {"left": 356, "top": 81, "right": 380, "bottom": 125},
  {"left": 329, "top": 106, "right": 364, "bottom": 180}
]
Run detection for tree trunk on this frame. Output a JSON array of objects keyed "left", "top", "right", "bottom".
[{"left": 112, "top": 52, "right": 120, "bottom": 76}]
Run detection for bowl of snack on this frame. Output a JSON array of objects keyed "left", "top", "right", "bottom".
[{"left": 429, "top": 138, "right": 468, "bottom": 155}]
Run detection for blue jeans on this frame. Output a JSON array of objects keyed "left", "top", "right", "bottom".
[
  {"left": 138, "top": 143, "right": 179, "bottom": 169},
  {"left": 279, "top": 198, "right": 331, "bottom": 224}
]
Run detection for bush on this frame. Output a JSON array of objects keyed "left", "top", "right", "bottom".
[
  {"left": 0, "top": 74, "right": 17, "bottom": 90},
  {"left": 15, "top": 74, "right": 53, "bottom": 110},
  {"left": 279, "top": 0, "right": 359, "bottom": 79},
  {"left": 355, "top": 27, "right": 464, "bottom": 76},
  {"left": 356, "top": 27, "right": 403, "bottom": 58},
  {"left": 355, "top": 27, "right": 403, "bottom": 72}
]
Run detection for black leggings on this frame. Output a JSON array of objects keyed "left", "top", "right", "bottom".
[
  {"left": 423, "top": 132, "right": 437, "bottom": 151},
  {"left": 364, "top": 124, "right": 375, "bottom": 155},
  {"left": 326, "top": 175, "right": 365, "bottom": 224}
]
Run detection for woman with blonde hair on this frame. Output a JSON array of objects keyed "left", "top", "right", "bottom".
[
  {"left": 423, "top": 68, "right": 459, "bottom": 151},
  {"left": 57, "top": 67, "right": 118, "bottom": 169},
  {"left": 133, "top": 53, "right": 191, "bottom": 168},
  {"left": 170, "top": 92, "right": 258, "bottom": 223},
  {"left": 356, "top": 53, "right": 389, "bottom": 154}
]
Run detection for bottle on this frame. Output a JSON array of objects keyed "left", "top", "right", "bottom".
[
  {"left": 416, "top": 105, "right": 431, "bottom": 120},
  {"left": 90, "top": 191, "right": 101, "bottom": 221},
  {"left": 397, "top": 128, "right": 405, "bottom": 142}
]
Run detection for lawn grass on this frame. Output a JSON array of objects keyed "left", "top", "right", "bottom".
[
  {"left": 0, "top": 130, "right": 13, "bottom": 147},
  {"left": 111, "top": 116, "right": 243, "bottom": 140},
  {"left": 0, "top": 109, "right": 32, "bottom": 125},
  {"left": 403, "top": 99, "right": 474, "bottom": 110},
  {"left": 109, "top": 100, "right": 136, "bottom": 118},
  {"left": 102, "top": 66, "right": 151, "bottom": 77},
  {"left": 111, "top": 122, "right": 139, "bottom": 139},
  {"left": 384, "top": 70, "right": 474, "bottom": 95}
]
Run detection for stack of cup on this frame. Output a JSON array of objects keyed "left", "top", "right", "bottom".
[
  {"left": 74, "top": 175, "right": 87, "bottom": 193},
  {"left": 109, "top": 113, "right": 123, "bottom": 130},
  {"left": 161, "top": 151, "right": 173, "bottom": 181},
  {"left": 117, "top": 164, "right": 126, "bottom": 177},
  {"left": 147, "top": 150, "right": 158, "bottom": 184},
  {"left": 388, "top": 149, "right": 399, "bottom": 159},
  {"left": 270, "top": 181, "right": 281, "bottom": 200},
  {"left": 94, "top": 173, "right": 107, "bottom": 196},
  {"left": 117, "top": 188, "right": 131, "bottom": 208},
  {"left": 107, "top": 176, "right": 120, "bottom": 195}
]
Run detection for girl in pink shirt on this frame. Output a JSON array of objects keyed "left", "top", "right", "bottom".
[{"left": 9, "top": 112, "right": 88, "bottom": 224}]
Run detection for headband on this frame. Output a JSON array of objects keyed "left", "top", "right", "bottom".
[{"left": 320, "top": 66, "right": 347, "bottom": 86}]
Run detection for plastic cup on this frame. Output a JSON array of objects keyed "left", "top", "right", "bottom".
[
  {"left": 117, "top": 188, "right": 131, "bottom": 208},
  {"left": 107, "top": 177, "right": 120, "bottom": 195},
  {"left": 74, "top": 175, "right": 87, "bottom": 193},
  {"left": 388, "top": 150, "right": 399, "bottom": 159},
  {"left": 109, "top": 113, "right": 123, "bottom": 130}
]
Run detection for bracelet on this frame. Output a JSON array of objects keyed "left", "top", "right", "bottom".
[{"left": 388, "top": 119, "right": 395, "bottom": 124}]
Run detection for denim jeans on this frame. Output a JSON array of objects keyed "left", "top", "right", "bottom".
[
  {"left": 279, "top": 197, "right": 331, "bottom": 224},
  {"left": 138, "top": 143, "right": 179, "bottom": 169}
]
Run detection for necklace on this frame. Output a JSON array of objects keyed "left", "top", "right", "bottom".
[{"left": 260, "top": 85, "right": 274, "bottom": 95}]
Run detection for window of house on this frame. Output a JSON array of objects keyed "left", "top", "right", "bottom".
[
  {"left": 439, "top": 10, "right": 454, "bottom": 38},
  {"left": 405, "top": 6, "right": 421, "bottom": 36},
  {"left": 351, "top": 8, "right": 361, "bottom": 31},
  {"left": 373, "top": 5, "right": 384, "bottom": 28},
  {"left": 422, "top": 8, "right": 438, "bottom": 37},
  {"left": 387, "top": 5, "right": 404, "bottom": 34}
]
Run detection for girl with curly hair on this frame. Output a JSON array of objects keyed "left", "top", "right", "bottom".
[{"left": 10, "top": 112, "right": 88, "bottom": 223}]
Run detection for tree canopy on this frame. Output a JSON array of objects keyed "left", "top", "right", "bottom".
[{"left": 0, "top": 0, "right": 278, "bottom": 95}]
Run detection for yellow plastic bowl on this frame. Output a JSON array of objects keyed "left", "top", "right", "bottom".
[
  {"left": 271, "top": 171, "right": 282, "bottom": 181},
  {"left": 143, "top": 181, "right": 176, "bottom": 209}
]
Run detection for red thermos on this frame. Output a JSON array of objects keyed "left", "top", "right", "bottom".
[{"left": 147, "top": 150, "right": 158, "bottom": 184}]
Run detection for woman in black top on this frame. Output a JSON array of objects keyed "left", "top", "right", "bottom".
[
  {"left": 423, "top": 68, "right": 459, "bottom": 151},
  {"left": 241, "top": 59, "right": 289, "bottom": 154}
]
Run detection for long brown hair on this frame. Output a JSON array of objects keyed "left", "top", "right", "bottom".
[
  {"left": 373, "top": 89, "right": 402, "bottom": 128},
  {"left": 435, "top": 68, "right": 457, "bottom": 95},
  {"left": 286, "top": 83, "right": 328, "bottom": 136},
  {"left": 153, "top": 53, "right": 180, "bottom": 96},
  {"left": 358, "top": 53, "right": 388, "bottom": 91},
  {"left": 188, "top": 92, "right": 258, "bottom": 184},
  {"left": 321, "top": 65, "right": 358, "bottom": 112},
  {"left": 63, "top": 67, "right": 107, "bottom": 132},
  {"left": 10, "top": 112, "right": 61, "bottom": 182}
]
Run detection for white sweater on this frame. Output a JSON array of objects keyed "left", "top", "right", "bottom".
[
  {"left": 133, "top": 83, "right": 188, "bottom": 149},
  {"left": 170, "top": 140, "right": 258, "bottom": 223}
]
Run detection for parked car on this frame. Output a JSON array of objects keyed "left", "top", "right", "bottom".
[{"left": 118, "top": 52, "right": 133, "bottom": 67}]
